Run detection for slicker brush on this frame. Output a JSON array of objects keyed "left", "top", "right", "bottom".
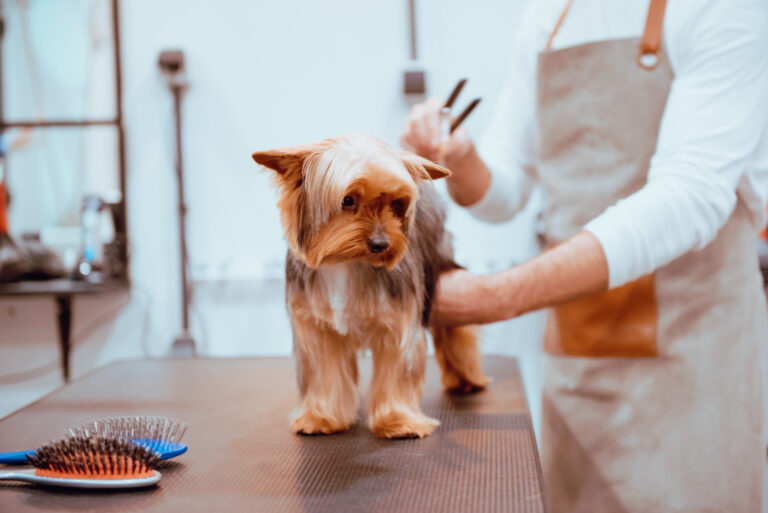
[
  {"left": 0, "top": 437, "right": 161, "bottom": 488},
  {"left": 69, "top": 415, "right": 188, "bottom": 457},
  {"left": 0, "top": 415, "right": 188, "bottom": 464}
]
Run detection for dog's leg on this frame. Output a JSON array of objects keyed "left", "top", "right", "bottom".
[
  {"left": 431, "top": 324, "right": 491, "bottom": 393},
  {"left": 290, "top": 314, "right": 359, "bottom": 435},
  {"left": 368, "top": 325, "right": 439, "bottom": 439}
]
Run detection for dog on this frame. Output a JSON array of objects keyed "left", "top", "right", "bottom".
[{"left": 252, "top": 134, "right": 489, "bottom": 439}]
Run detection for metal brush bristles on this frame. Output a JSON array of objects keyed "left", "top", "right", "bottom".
[
  {"left": 69, "top": 416, "right": 188, "bottom": 444},
  {"left": 26, "top": 437, "right": 160, "bottom": 479}
]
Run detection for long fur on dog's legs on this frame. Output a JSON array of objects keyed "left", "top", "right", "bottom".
[
  {"left": 368, "top": 326, "right": 439, "bottom": 438},
  {"left": 431, "top": 324, "right": 491, "bottom": 393},
  {"left": 290, "top": 303, "right": 359, "bottom": 434}
]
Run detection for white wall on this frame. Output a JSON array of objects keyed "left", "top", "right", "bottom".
[{"left": 1, "top": 0, "right": 543, "bottom": 431}]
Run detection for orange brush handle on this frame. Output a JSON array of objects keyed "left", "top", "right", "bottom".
[{"left": 0, "top": 180, "right": 8, "bottom": 234}]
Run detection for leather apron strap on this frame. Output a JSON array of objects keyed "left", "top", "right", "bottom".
[
  {"left": 638, "top": 0, "right": 667, "bottom": 68},
  {"left": 545, "top": 0, "right": 574, "bottom": 51},
  {"left": 547, "top": 0, "right": 669, "bottom": 70}
]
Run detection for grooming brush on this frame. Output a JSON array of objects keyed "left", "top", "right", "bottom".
[
  {"left": 0, "top": 415, "right": 188, "bottom": 464},
  {"left": 0, "top": 437, "right": 161, "bottom": 489},
  {"left": 69, "top": 415, "right": 188, "bottom": 458}
]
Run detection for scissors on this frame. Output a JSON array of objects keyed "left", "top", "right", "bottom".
[{"left": 439, "top": 78, "right": 482, "bottom": 142}]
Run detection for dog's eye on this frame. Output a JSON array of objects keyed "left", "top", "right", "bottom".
[
  {"left": 390, "top": 199, "right": 408, "bottom": 218},
  {"left": 342, "top": 196, "right": 355, "bottom": 208}
]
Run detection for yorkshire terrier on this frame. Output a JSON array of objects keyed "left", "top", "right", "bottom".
[{"left": 252, "top": 135, "right": 489, "bottom": 439}]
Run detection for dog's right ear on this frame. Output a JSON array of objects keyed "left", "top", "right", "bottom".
[{"left": 252, "top": 146, "right": 314, "bottom": 185}]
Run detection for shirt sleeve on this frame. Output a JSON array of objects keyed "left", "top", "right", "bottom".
[
  {"left": 466, "top": 2, "right": 542, "bottom": 224},
  {"left": 585, "top": 0, "right": 768, "bottom": 288}
]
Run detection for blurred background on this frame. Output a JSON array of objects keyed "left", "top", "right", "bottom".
[{"left": 0, "top": 0, "right": 545, "bottom": 433}]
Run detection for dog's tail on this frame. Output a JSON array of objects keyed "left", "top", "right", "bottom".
[{"left": 430, "top": 324, "right": 491, "bottom": 393}]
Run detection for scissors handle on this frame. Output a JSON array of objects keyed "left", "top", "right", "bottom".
[
  {"left": 443, "top": 78, "right": 467, "bottom": 109},
  {"left": 450, "top": 98, "right": 481, "bottom": 134}
]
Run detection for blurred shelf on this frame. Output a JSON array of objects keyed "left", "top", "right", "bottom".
[
  {"left": 0, "top": 278, "right": 128, "bottom": 297},
  {"left": 0, "top": 278, "right": 128, "bottom": 382}
]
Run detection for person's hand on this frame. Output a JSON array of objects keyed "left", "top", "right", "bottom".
[
  {"left": 433, "top": 231, "right": 610, "bottom": 327},
  {"left": 400, "top": 98, "right": 474, "bottom": 165},
  {"left": 432, "top": 269, "right": 507, "bottom": 326}
]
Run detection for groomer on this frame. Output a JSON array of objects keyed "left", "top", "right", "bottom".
[{"left": 402, "top": 0, "right": 768, "bottom": 510}]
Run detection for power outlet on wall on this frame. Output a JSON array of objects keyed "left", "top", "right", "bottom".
[{"left": 403, "top": 68, "right": 426, "bottom": 96}]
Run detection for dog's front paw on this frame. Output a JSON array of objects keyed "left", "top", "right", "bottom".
[
  {"left": 291, "top": 411, "right": 351, "bottom": 435},
  {"left": 370, "top": 411, "right": 440, "bottom": 439}
]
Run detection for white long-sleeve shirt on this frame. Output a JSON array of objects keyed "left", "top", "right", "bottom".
[{"left": 468, "top": 0, "right": 768, "bottom": 288}]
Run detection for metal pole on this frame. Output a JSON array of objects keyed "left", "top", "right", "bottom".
[
  {"left": 168, "top": 76, "right": 195, "bottom": 357},
  {"left": 0, "top": 3, "right": 5, "bottom": 130},
  {"left": 408, "top": 0, "right": 418, "bottom": 61},
  {"left": 172, "top": 84, "right": 190, "bottom": 334},
  {"left": 111, "top": 0, "right": 129, "bottom": 280},
  {"left": 0, "top": 4, "right": 9, "bottom": 237}
]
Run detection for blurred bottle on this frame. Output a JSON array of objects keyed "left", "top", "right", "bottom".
[{"left": 74, "top": 195, "right": 105, "bottom": 281}]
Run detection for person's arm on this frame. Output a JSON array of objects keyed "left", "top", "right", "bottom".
[
  {"left": 433, "top": 230, "right": 608, "bottom": 326},
  {"left": 584, "top": 0, "right": 768, "bottom": 289},
  {"left": 443, "top": 140, "right": 491, "bottom": 207},
  {"left": 435, "top": 0, "right": 768, "bottom": 327},
  {"left": 400, "top": 1, "right": 541, "bottom": 221}
]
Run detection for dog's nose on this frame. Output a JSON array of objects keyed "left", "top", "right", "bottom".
[{"left": 367, "top": 236, "right": 390, "bottom": 253}]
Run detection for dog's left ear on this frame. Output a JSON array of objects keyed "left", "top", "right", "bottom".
[
  {"left": 399, "top": 152, "right": 451, "bottom": 181},
  {"left": 252, "top": 145, "right": 315, "bottom": 184}
]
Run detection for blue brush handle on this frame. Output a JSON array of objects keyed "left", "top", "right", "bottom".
[
  {"left": 1, "top": 441, "right": 187, "bottom": 464},
  {"left": 0, "top": 450, "right": 35, "bottom": 464},
  {"left": 130, "top": 439, "right": 188, "bottom": 460}
]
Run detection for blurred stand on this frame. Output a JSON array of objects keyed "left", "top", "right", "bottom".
[{"left": 159, "top": 50, "right": 196, "bottom": 358}]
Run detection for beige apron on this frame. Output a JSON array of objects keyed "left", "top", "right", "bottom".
[{"left": 537, "top": 0, "right": 768, "bottom": 511}]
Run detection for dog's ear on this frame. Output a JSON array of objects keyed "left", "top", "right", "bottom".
[
  {"left": 399, "top": 152, "right": 451, "bottom": 180},
  {"left": 252, "top": 146, "right": 315, "bottom": 184}
]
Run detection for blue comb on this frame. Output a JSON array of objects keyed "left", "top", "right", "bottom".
[{"left": 0, "top": 416, "right": 188, "bottom": 465}]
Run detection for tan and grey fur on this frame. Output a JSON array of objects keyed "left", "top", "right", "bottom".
[{"left": 253, "top": 135, "right": 489, "bottom": 439}]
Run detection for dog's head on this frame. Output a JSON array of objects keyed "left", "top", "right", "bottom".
[{"left": 253, "top": 134, "right": 450, "bottom": 270}]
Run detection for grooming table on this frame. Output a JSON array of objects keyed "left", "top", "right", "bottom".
[{"left": 0, "top": 357, "right": 546, "bottom": 512}]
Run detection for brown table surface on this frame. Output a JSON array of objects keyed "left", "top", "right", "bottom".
[{"left": 0, "top": 357, "right": 546, "bottom": 513}]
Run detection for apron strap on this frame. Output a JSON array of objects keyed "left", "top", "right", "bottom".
[
  {"left": 638, "top": 0, "right": 668, "bottom": 69},
  {"left": 545, "top": 0, "right": 575, "bottom": 51},
  {"left": 546, "top": 0, "right": 669, "bottom": 71}
]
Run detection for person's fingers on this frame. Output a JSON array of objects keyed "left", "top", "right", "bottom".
[
  {"left": 424, "top": 97, "right": 442, "bottom": 110},
  {"left": 426, "top": 108, "right": 442, "bottom": 149},
  {"left": 421, "top": 109, "right": 444, "bottom": 155},
  {"left": 443, "top": 126, "right": 472, "bottom": 161},
  {"left": 401, "top": 98, "right": 446, "bottom": 159},
  {"left": 409, "top": 119, "right": 431, "bottom": 155},
  {"left": 415, "top": 115, "right": 434, "bottom": 148},
  {"left": 399, "top": 134, "right": 415, "bottom": 153}
]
